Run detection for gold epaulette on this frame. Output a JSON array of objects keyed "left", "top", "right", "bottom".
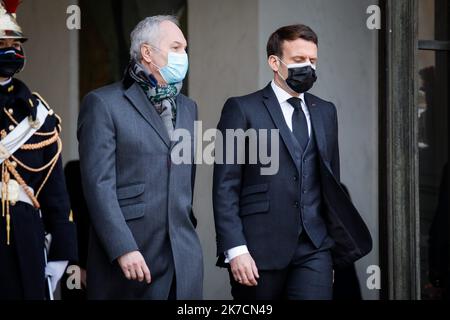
[{"left": 32, "top": 92, "right": 62, "bottom": 132}]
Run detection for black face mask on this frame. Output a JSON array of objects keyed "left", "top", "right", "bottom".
[
  {"left": 278, "top": 59, "right": 317, "bottom": 94},
  {"left": 0, "top": 47, "right": 25, "bottom": 78}
]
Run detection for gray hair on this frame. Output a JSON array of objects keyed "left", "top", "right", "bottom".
[{"left": 129, "top": 15, "right": 179, "bottom": 61}]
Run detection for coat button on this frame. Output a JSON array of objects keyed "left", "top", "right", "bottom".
[
  {"left": 293, "top": 201, "right": 299, "bottom": 208},
  {"left": 293, "top": 175, "right": 298, "bottom": 181}
]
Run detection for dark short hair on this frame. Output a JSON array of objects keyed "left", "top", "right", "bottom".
[{"left": 266, "top": 24, "right": 318, "bottom": 58}]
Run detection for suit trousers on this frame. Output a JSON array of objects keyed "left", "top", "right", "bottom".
[{"left": 229, "top": 233, "right": 335, "bottom": 300}]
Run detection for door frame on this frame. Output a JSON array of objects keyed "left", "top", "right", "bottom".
[{"left": 379, "top": 0, "right": 421, "bottom": 300}]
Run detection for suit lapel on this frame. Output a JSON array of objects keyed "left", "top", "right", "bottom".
[
  {"left": 170, "top": 94, "right": 190, "bottom": 151},
  {"left": 304, "top": 93, "right": 329, "bottom": 163},
  {"left": 124, "top": 82, "right": 171, "bottom": 148},
  {"left": 262, "top": 84, "right": 300, "bottom": 171}
]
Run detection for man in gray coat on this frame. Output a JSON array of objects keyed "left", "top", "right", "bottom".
[{"left": 77, "top": 15, "right": 203, "bottom": 300}]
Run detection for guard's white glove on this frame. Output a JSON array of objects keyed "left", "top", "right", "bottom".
[{"left": 45, "top": 261, "right": 69, "bottom": 293}]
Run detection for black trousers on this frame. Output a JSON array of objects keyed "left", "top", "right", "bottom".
[
  {"left": 229, "top": 233, "right": 335, "bottom": 300},
  {"left": 0, "top": 217, "right": 25, "bottom": 300}
]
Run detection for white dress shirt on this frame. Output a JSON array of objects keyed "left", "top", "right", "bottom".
[
  {"left": 270, "top": 80, "right": 312, "bottom": 136},
  {"left": 224, "top": 81, "right": 312, "bottom": 263}
]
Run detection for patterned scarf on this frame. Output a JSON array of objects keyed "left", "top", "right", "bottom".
[{"left": 126, "top": 60, "right": 182, "bottom": 136}]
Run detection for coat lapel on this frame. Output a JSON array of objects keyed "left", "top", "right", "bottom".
[
  {"left": 170, "top": 94, "right": 191, "bottom": 151},
  {"left": 262, "top": 84, "right": 300, "bottom": 171},
  {"left": 124, "top": 82, "right": 171, "bottom": 148}
]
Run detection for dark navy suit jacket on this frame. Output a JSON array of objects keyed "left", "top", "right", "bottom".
[{"left": 213, "top": 83, "right": 372, "bottom": 270}]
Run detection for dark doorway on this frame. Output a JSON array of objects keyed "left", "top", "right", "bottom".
[
  {"left": 417, "top": 0, "right": 449, "bottom": 300},
  {"left": 79, "top": 0, "right": 188, "bottom": 100}
]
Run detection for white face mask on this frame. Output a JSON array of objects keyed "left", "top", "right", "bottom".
[{"left": 149, "top": 45, "right": 189, "bottom": 84}]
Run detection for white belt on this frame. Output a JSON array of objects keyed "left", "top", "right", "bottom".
[
  {"left": 0, "top": 181, "right": 34, "bottom": 206},
  {"left": 0, "top": 100, "right": 49, "bottom": 164}
]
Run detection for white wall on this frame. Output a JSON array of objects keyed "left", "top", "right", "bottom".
[
  {"left": 190, "top": 0, "right": 379, "bottom": 300},
  {"left": 18, "top": 0, "right": 79, "bottom": 164},
  {"left": 15, "top": 0, "right": 379, "bottom": 300},
  {"left": 188, "top": 0, "right": 260, "bottom": 300}
]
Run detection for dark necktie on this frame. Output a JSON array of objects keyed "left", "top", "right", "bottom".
[{"left": 288, "top": 97, "right": 309, "bottom": 150}]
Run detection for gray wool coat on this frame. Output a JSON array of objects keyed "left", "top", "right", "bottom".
[{"left": 77, "top": 81, "right": 203, "bottom": 300}]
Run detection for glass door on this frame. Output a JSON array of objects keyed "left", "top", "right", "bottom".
[{"left": 417, "top": 0, "right": 449, "bottom": 300}]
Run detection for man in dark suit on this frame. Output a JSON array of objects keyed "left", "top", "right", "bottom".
[{"left": 213, "top": 24, "right": 372, "bottom": 300}]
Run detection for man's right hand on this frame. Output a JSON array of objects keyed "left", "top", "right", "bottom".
[
  {"left": 117, "top": 251, "right": 152, "bottom": 284},
  {"left": 229, "top": 253, "right": 259, "bottom": 287}
]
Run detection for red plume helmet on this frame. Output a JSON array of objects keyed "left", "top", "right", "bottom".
[
  {"left": 2, "top": 0, "right": 21, "bottom": 15},
  {"left": 0, "top": 0, "right": 26, "bottom": 41}
]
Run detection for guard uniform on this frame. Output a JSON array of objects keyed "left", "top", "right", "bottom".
[{"left": 0, "top": 0, "right": 77, "bottom": 300}]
